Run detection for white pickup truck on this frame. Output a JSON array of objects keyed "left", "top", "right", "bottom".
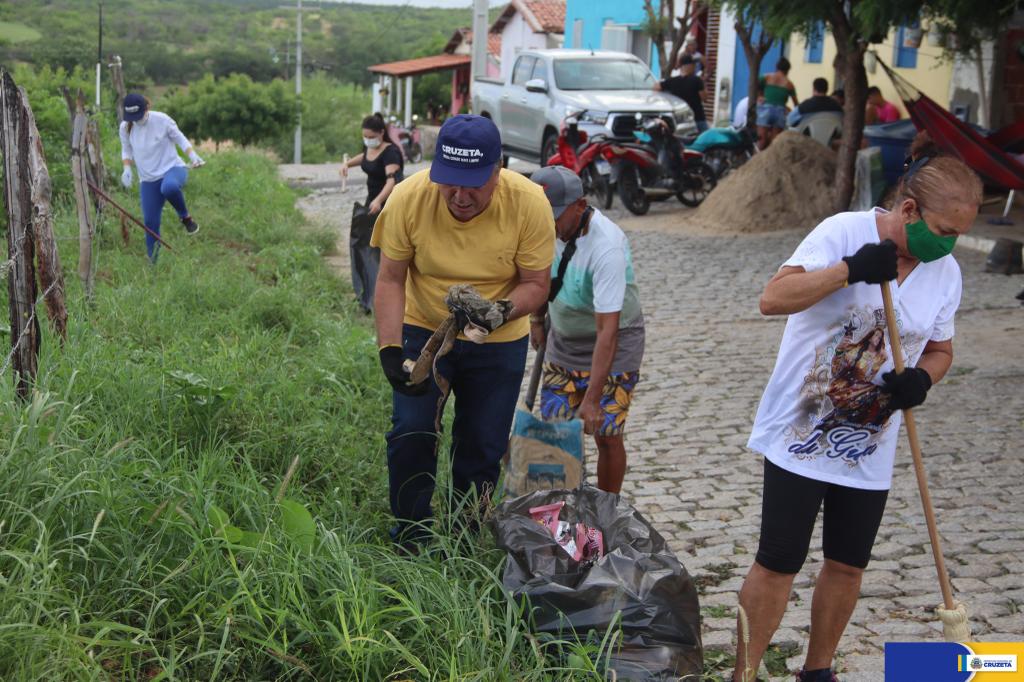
[{"left": 472, "top": 49, "right": 697, "bottom": 165}]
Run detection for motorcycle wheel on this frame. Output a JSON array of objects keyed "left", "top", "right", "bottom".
[
  {"left": 703, "top": 148, "right": 731, "bottom": 178},
  {"left": 732, "top": 148, "right": 752, "bottom": 170},
  {"left": 408, "top": 142, "right": 423, "bottom": 164},
  {"left": 541, "top": 133, "right": 558, "bottom": 166},
  {"left": 618, "top": 162, "right": 650, "bottom": 216},
  {"left": 586, "top": 163, "right": 614, "bottom": 210},
  {"left": 676, "top": 161, "right": 717, "bottom": 207}
]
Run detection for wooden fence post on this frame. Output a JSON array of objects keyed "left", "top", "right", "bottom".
[
  {"left": 1, "top": 71, "right": 40, "bottom": 399},
  {"left": 27, "top": 90, "right": 67, "bottom": 343},
  {"left": 67, "top": 90, "right": 96, "bottom": 300},
  {"left": 109, "top": 55, "right": 126, "bottom": 124}
]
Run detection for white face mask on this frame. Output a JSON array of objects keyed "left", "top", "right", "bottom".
[{"left": 364, "top": 136, "right": 382, "bottom": 149}]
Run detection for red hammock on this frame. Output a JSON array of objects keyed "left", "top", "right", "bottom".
[
  {"left": 989, "top": 119, "right": 1024, "bottom": 154},
  {"left": 881, "top": 60, "right": 1024, "bottom": 191}
]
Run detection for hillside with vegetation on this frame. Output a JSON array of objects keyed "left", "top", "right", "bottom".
[{"left": 0, "top": 0, "right": 470, "bottom": 87}]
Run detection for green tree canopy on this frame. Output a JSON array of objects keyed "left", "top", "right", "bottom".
[
  {"left": 717, "top": 0, "right": 1015, "bottom": 210},
  {"left": 165, "top": 73, "right": 294, "bottom": 148}
]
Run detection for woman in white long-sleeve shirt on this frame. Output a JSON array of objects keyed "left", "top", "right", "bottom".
[{"left": 119, "top": 93, "right": 204, "bottom": 263}]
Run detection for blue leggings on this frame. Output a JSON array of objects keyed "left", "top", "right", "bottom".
[{"left": 140, "top": 166, "right": 189, "bottom": 259}]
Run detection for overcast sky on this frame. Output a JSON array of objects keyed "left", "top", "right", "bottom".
[{"left": 324, "top": 0, "right": 493, "bottom": 8}]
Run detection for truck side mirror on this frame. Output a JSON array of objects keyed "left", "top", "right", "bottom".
[{"left": 525, "top": 78, "right": 548, "bottom": 94}]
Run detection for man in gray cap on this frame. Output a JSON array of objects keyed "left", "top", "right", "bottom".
[{"left": 529, "top": 166, "right": 646, "bottom": 494}]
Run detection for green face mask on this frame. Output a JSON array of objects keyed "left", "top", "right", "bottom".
[{"left": 905, "top": 219, "right": 956, "bottom": 262}]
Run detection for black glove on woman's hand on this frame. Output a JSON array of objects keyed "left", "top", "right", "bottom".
[
  {"left": 379, "top": 346, "right": 429, "bottom": 396},
  {"left": 843, "top": 240, "right": 898, "bottom": 285},
  {"left": 881, "top": 367, "right": 932, "bottom": 410}
]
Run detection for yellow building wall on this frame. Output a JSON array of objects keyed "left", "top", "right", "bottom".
[{"left": 787, "top": 27, "right": 953, "bottom": 118}]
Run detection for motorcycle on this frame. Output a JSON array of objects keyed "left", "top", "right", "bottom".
[
  {"left": 545, "top": 110, "right": 616, "bottom": 210},
  {"left": 685, "top": 126, "right": 756, "bottom": 179},
  {"left": 612, "top": 114, "right": 717, "bottom": 216},
  {"left": 387, "top": 115, "right": 423, "bottom": 164}
]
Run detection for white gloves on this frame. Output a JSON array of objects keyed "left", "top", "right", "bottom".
[
  {"left": 121, "top": 166, "right": 133, "bottom": 189},
  {"left": 189, "top": 151, "right": 205, "bottom": 168}
]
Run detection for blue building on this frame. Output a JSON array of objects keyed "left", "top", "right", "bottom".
[{"left": 563, "top": 0, "right": 662, "bottom": 76}]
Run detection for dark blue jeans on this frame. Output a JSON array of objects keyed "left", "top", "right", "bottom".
[
  {"left": 387, "top": 323, "right": 528, "bottom": 538},
  {"left": 140, "top": 166, "right": 189, "bottom": 260}
]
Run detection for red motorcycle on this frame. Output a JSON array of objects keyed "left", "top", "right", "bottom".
[
  {"left": 387, "top": 115, "right": 423, "bottom": 164},
  {"left": 611, "top": 114, "right": 717, "bottom": 215},
  {"left": 545, "top": 110, "right": 616, "bottom": 210}
]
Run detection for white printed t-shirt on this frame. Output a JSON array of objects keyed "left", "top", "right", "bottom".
[
  {"left": 119, "top": 111, "right": 192, "bottom": 182},
  {"left": 547, "top": 209, "right": 645, "bottom": 373},
  {"left": 747, "top": 208, "right": 962, "bottom": 490}
]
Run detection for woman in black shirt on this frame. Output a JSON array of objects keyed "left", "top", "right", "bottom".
[{"left": 340, "top": 114, "right": 403, "bottom": 214}]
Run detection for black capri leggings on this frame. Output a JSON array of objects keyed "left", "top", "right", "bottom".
[{"left": 755, "top": 458, "right": 889, "bottom": 574}]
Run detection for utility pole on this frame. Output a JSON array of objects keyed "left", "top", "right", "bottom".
[
  {"left": 96, "top": 0, "right": 103, "bottom": 108},
  {"left": 280, "top": 0, "right": 311, "bottom": 163},
  {"left": 294, "top": 0, "right": 302, "bottom": 164},
  {"left": 471, "top": 0, "right": 488, "bottom": 83}
]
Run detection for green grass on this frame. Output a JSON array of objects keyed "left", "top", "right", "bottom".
[
  {"left": 0, "top": 20, "right": 41, "bottom": 43},
  {"left": 0, "top": 151, "right": 623, "bottom": 680}
]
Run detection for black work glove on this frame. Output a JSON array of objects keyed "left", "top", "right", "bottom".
[
  {"left": 881, "top": 367, "right": 932, "bottom": 410},
  {"left": 452, "top": 299, "right": 514, "bottom": 333},
  {"left": 379, "top": 346, "right": 430, "bottom": 396},
  {"left": 842, "top": 239, "right": 898, "bottom": 285}
]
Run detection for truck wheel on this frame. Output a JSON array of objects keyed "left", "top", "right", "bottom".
[
  {"left": 541, "top": 133, "right": 558, "bottom": 166},
  {"left": 618, "top": 162, "right": 649, "bottom": 215}
]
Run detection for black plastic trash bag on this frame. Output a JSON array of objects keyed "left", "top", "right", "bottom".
[
  {"left": 493, "top": 486, "right": 703, "bottom": 681},
  {"left": 350, "top": 202, "right": 380, "bottom": 313}
]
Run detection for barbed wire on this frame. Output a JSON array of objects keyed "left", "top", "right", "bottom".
[{"left": 0, "top": 278, "right": 60, "bottom": 379}]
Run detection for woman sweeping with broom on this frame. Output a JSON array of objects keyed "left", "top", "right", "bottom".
[{"left": 733, "top": 141, "right": 982, "bottom": 682}]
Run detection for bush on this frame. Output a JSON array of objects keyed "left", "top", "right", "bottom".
[
  {"left": 267, "top": 73, "right": 370, "bottom": 164},
  {"left": 164, "top": 73, "right": 294, "bottom": 148}
]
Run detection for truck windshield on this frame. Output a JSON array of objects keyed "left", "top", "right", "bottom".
[{"left": 553, "top": 59, "right": 656, "bottom": 91}]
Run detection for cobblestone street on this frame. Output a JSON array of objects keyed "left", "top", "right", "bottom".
[
  {"left": 617, "top": 219, "right": 1024, "bottom": 680},
  {"left": 283, "top": 164, "right": 1024, "bottom": 681}
]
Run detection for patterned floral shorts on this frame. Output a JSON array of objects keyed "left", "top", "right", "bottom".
[{"left": 539, "top": 362, "right": 641, "bottom": 437}]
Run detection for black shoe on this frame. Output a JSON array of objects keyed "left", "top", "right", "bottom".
[
  {"left": 1015, "top": 288, "right": 1024, "bottom": 301},
  {"left": 181, "top": 215, "right": 199, "bottom": 235}
]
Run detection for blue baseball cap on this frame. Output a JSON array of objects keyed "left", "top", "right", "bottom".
[
  {"left": 430, "top": 114, "right": 502, "bottom": 188},
  {"left": 123, "top": 93, "right": 148, "bottom": 122}
]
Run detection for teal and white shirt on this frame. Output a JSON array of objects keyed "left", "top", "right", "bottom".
[{"left": 546, "top": 209, "right": 645, "bottom": 373}]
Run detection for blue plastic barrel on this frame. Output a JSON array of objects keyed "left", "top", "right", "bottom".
[{"left": 863, "top": 119, "right": 917, "bottom": 187}]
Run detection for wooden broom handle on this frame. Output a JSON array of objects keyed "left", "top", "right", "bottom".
[{"left": 880, "top": 282, "right": 955, "bottom": 609}]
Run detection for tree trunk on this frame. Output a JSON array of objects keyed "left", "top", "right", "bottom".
[
  {"left": 667, "top": 0, "right": 694, "bottom": 75},
  {"left": 25, "top": 89, "right": 67, "bottom": 343},
  {"left": 643, "top": 0, "right": 669, "bottom": 75},
  {"left": 736, "top": 19, "right": 772, "bottom": 131},
  {"left": 830, "top": 1, "right": 868, "bottom": 212},
  {"left": 0, "top": 72, "right": 40, "bottom": 399}
]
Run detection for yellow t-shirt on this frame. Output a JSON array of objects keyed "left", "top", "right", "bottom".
[{"left": 370, "top": 168, "right": 555, "bottom": 343}]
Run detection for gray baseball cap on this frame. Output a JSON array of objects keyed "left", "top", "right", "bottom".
[{"left": 530, "top": 166, "right": 584, "bottom": 219}]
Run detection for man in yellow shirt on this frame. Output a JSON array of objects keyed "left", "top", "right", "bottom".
[{"left": 370, "top": 114, "right": 555, "bottom": 549}]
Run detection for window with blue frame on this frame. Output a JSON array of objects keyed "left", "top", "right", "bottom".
[
  {"left": 894, "top": 24, "right": 919, "bottom": 69},
  {"left": 804, "top": 21, "right": 824, "bottom": 64}
]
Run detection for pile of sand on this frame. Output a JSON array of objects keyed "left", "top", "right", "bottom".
[{"left": 693, "top": 131, "right": 837, "bottom": 233}]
